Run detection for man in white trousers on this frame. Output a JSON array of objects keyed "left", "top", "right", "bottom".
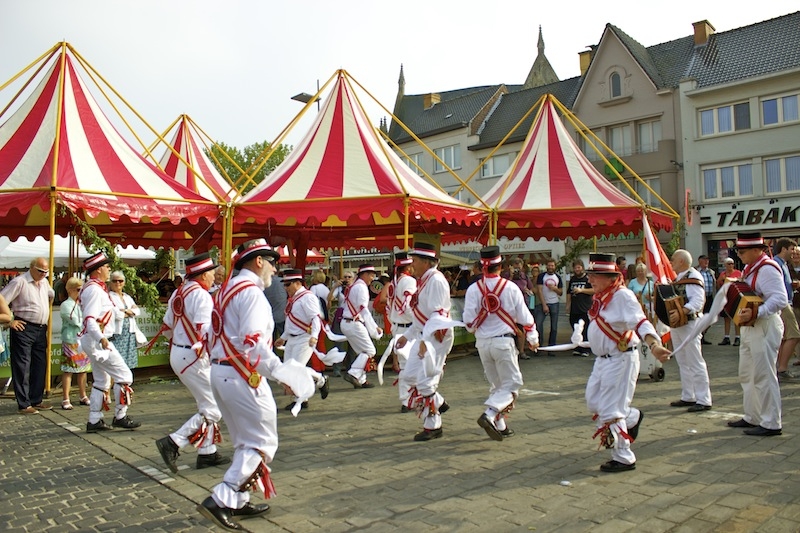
[
  {"left": 79, "top": 251, "right": 141, "bottom": 433},
  {"left": 340, "top": 264, "right": 382, "bottom": 388},
  {"left": 463, "top": 246, "right": 539, "bottom": 441},
  {"left": 386, "top": 252, "right": 416, "bottom": 412},
  {"left": 274, "top": 268, "right": 329, "bottom": 410},
  {"left": 156, "top": 252, "right": 230, "bottom": 472},
  {"left": 396, "top": 243, "right": 454, "bottom": 442}
]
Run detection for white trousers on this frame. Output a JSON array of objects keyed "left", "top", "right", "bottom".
[
  {"left": 671, "top": 324, "right": 712, "bottom": 406},
  {"left": 81, "top": 337, "right": 133, "bottom": 423},
  {"left": 476, "top": 336, "right": 523, "bottom": 412},
  {"left": 169, "top": 346, "right": 221, "bottom": 454},
  {"left": 210, "top": 364, "right": 278, "bottom": 509},
  {"left": 283, "top": 335, "right": 325, "bottom": 401},
  {"left": 405, "top": 330, "right": 453, "bottom": 430},
  {"left": 586, "top": 350, "right": 640, "bottom": 465},
  {"left": 392, "top": 325, "right": 411, "bottom": 404},
  {"left": 739, "top": 314, "right": 783, "bottom": 430},
  {"left": 341, "top": 320, "right": 375, "bottom": 385}
]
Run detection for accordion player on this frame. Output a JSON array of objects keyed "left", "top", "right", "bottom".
[
  {"left": 724, "top": 280, "right": 762, "bottom": 327},
  {"left": 654, "top": 278, "right": 704, "bottom": 328}
]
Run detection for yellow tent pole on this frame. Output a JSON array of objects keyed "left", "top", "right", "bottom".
[
  {"left": 222, "top": 204, "right": 233, "bottom": 273},
  {"left": 403, "top": 196, "right": 410, "bottom": 250}
]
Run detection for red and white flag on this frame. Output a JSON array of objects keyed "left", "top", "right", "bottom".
[{"left": 643, "top": 213, "right": 675, "bottom": 284}]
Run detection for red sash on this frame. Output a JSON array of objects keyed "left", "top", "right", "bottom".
[
  {"left": 344, "top": 280, "right": 366, "bottom": 321},
  {"left": 467, "top": 276, "right": 518, "bottom": 333},
  {"left": 78, "top": 278, "right": 114, "bottom": 336},
  {"left": 211, "top": 280, "right": 263, "bottom": 388},
  {"left": 743, "top": 254, "right": 782, "bottom": 291},
  {"left": 170, "top": 283, "right": 205, "bottom": 373},
  {"left": 286, "top": 289, "right": 316, "bottom": 334}
]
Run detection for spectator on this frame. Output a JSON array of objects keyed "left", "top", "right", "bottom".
[
  {"left": 567, "top": 259, "right": 593, "bottom": 356},
  {"left": 773, "top": 238, "right": 800, "bottom": 381},
  {"left": 1, "top": 257, "right": 54, "bottom": 414},
  {"left": 209, "top": 265, "right": 225, "bottom": 294},
  {"left": 696, "top": 255, "right": 716, "bottom": 344},
  {"left": 108, "top": 271, "right": 142, "bottom": 372},
  {"left": 309, "top": 270, "right": 330, "bottom": 321},
  {"left": 509, "top": 257, "right": 534, "bottom": 358},
  {"left": 616, "top": 256, "right": 628, "bottom": 281},
  {"left": 528, "top": 264, "right": 542, "bottom": 339},
  {"left": 717, "top": 258, "right": 742, "bottom": 346},
  {"left": 155, "top": 267, "right": 177, "bottom": 300},
  {"left": 264, "top": 270, "right": 288, "bottom": 342},
  {"left": 628, "top": 263, "right": 655, "bottom": 320},
  {"left": 452, "top": 267, "right": 471, "bottom": 297},
  {"left": 59, "top": 277, "right": 90, "bottom": 410},
  {"left": 468, "top": 261, "right": 483, "bottom": 286},
  {"left": 536, "top": 258, "right": 563, "bottom": 348},
  {"left": 790, "top": 247, "right": 800, "bottom": 365},
  {"left": 53, "top": 271, "right": 70, "bottom": 306}
]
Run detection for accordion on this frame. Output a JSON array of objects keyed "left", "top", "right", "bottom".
[
  {"left": 654, "top": 284, "right": 688, "bottom": 328},
  {"left": 724, "top": 281, "right": 762, "bottom": 327}
]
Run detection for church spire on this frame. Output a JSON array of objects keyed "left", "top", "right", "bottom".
[{"left": 524, "top": 26, "right": 559, "bottom": 89}]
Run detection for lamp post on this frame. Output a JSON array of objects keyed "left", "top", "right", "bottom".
[{"left": 291, "top": 79, "right": 321, "bottom": 111}]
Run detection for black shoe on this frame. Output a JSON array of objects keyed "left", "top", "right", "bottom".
[
  {"left": 628, "top": 411, "right": 644, "bottom": 441},
  {"left": 284, "top": 401, "right": 308, "bottom": 411},
  {"left": 156, "top": 436, "right": 180, "bottom": 473},
  {"left": 718, "top": 338, "right": 731, "bottom": 345},
  {"left": 669, "top": 399, "right": 696, "bottom": 407},
  {"left": 343, "top": 373, "right": 360, "bottom": 388},
  {"left": 743, "top": 426, "right": 782, "bottom": 436},
  {"left": 600, "top": 460, "right": 636, "bottom": 473},
  {"left": 727, "top": 418, "right": 757, "bottom": 428},
  {"left": 230, "top": 502, "right": 270, "bottom": 520},
  {"left": 400, "top": 405, "right": 411, "bottom": 413},
  {"left": 701, "top": 338, "right": 712, "bottom": 345},
  {"left": 413, "top": 428, "right": 443, "bottom": 441},
  {"left": 112, "top": 415, "right": 141, "bottom": 430},
  {"left": 500, "top": 427, "right": 515, "bottom": 438},
  {"left": 439, "top": 401, "right": 450, "bottom": 414},
  {"left": 319, "top": 376, "right": 330, "bottom": 399},
  {"left": 360, "top": 381, "right": 375, "bottom": 389},
  {"left": 688, "top": 404, "right": 712, "bottom": 412},
  {"left": 197, "top": 451, "right": 231, "bottom": 469},
  {"left": 733, "top": 338, "right": 740, "bottom": 347},
  {"left": 86, "top": 420, "right": 113, "bottom": 433},
  {"left": 197, "top": 496, "right": 241, "bottom": 530},
  {"left": 477, "top": 413, "right": 504, "bottom": 442}
]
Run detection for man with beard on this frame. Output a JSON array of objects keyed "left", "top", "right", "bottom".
[
  {"left": 396, "top": 243, "right": 454, "bottom": 441},
  {"left": 340, "top": 265, "right": 383, "bottom": 389},
  {"left": 156, "top": 253, "right": 230, "bottom": 473},
  {"left": 198, "top": 239, "right": 312, "bottom": 530},
  {"left": 566, "top": 259, "right": 593, "bottom": 357}
]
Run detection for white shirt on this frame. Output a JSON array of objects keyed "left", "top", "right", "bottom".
[
  {"left": 745, "top": 254, "right": 788, "bottom": 319},
  {"left": 388, "top": 273, "right": 416, "bottom": 325},
  {"left": 282, "top": 287, "right": 322, "bottom": 339},
  {"left": 674, "top": 267, "right": 705, "bottom": 315},
  {"left": 109, "top": 291, "right": 141, "bottom": 334},
  {"left": 78, "top": 279, "right": 115, "bottom": 343},
  {"left": 463, "top": 275, "right": 538, "bottom": 344},
  {"left": 1, "top": 270, "right": 52, "bottom": 324},
  {"left": 587, "top": 286, "right": 658, "bottom": 357},
  {"left": 406, "top": 268, "right": 451, "bottom": 341},
  {"left": 539, "top": 272, "right": 562, "bottom": 304},
  {"left": 163, "top": 279, "right": 213, "bottom": 346}
]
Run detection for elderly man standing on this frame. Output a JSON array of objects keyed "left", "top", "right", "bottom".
[
  {"left": 274, "top": 269, "right": 329, "bottom": 411},
  {"left": 696, "top": 255, "right": 716, "bottom": 345},
  {"left": 157, "top": 252, "right": 230, "bottom": 473},
  {"left": 79, "top": 252, "right": 141, "bottom": 432},
  {"left": 396, "top": 243, "right": 454, "bottom": 442},
  {"left": 727, "top": 232, "right": 787, "bottom": 437},
  {"left": 463, "top": 246, "right": 539, "bottom": 441},
  {"left": 772, "top": 238, "right": 800, "bottom": 382},
  {"left": 1, "top": 257, "right": 54, "bottom": 414},
  {"left": 198, "top": 239, "right": 306, "bottom": 530},
  {"left": 340, "top": 264, "right": 383, "bottom": 389},
  {"left": 666, "top": 249, "right": 711, "bottom": 413}
]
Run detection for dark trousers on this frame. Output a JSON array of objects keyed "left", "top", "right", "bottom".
[{"left": 10, "top": 323, "right": 48, "bottom": 409}]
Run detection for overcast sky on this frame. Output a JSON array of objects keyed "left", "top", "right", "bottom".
[{"left": 1, "top": 1, "right": 797, "bottom": 150}]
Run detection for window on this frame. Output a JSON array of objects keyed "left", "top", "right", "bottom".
[
  {"left": 762, "top": 93, "right": 799, "bottom": 126},
  {"left": 609, "top": 124, "right": 632, "bottom": 157},
  {"left": 401, "top": 153, "right": 423, "bottom": 176},
  {"left": 433, "top": 144, "right": 461, "bottom": 173},
  {"left": 702, "top": 163, "right": 753, "bottom": 200},
  {"left": 610, "top": 73, "right": 621, "bottom": 98},
  {"left": 634, "top": 176, "right": 662, "bottom": 209},
  {"left": 637, "top": 120, "right": 662, "bottom": 153},
  {"left": 577, "top": 130, "right": 601, "bottom": 161},
  {"left": 699, "top": 102, "right": 750, "bottom": 136},
  {"left": 480, "top": 152, "right": 516, "bottom": 178},
  {"left": 765, "top": 155, "right": 800, "bottom": 193}
]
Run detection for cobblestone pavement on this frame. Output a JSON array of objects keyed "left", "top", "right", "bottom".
[{"left": 2, "top": 320, "right": 800, "bottom": 532}]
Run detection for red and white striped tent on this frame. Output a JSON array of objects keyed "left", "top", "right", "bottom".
[
  {"left": 0, "top": 43, "right": 220, "bottom": 248},
  {"left": 156, "top": 114, "right": 235, "bottom": 202},
  {"left": 481, "top": 95, "right": 674, "bottom": 240},
  {"left": 233, "top": 70, "right": 489, "bottom": 254}
]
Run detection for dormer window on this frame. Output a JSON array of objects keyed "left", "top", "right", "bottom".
[{"left": 610, "top": 72, "right": 622, "bottom": 98}]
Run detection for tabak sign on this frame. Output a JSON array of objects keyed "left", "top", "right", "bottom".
[{"left": 703, "top": 200, "right": 800, "bottom": 230}]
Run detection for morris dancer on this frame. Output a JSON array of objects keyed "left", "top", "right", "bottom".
[
  {"left": 666, "top": 249, "right": 711, "bottom": 412},
  {"left": 584, "top": 253, "right": 670, "bottom": 472},
  {"left": 386, "top": 252, "right": 417, "bottom": 412},
  {"left": 463, "top": 246, "right": 538, "bottom": 441},
  {"left": 275, "top": 269, "right": 329, "bottom": 411},
  {"left": 396, "top": 243, "right": 453, "bottom": 441},
  {"left": 340, "top": 264, "right": 382, "bottom": 389},
  {"left": 156, "top": 253, "right": 230, "bottom": 473},
  {"left": 78, "top": 252, "right": 141, "bottom": 433},
  {"left": 727, "top": 232, "right": 787, "bottom": 436},
  {"left": 198, "top": 239, "right": 307, "bottom": 530}
]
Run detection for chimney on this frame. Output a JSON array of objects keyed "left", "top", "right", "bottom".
[
  {"left": 423, "top": 93, "right": 441, "bottom": 109},
  {"left": 692, "top": 20, "right": 715, "bottom": 46},
  {"left": 579, "top": 46, "right": 596, "bottom": 76}
]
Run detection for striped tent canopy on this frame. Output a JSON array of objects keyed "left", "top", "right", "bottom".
[
  {"left": 481, "top": 95, "right": 673, "bottom": 240},
  {"left": 233, "top": 70, "right": 489, "bottom": 250},
  {"left": 0, "top": 43, "right": 220, "bottom": 247},
  {"left": 156, "top": 114, "right": 235, "bottom": 202}
]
